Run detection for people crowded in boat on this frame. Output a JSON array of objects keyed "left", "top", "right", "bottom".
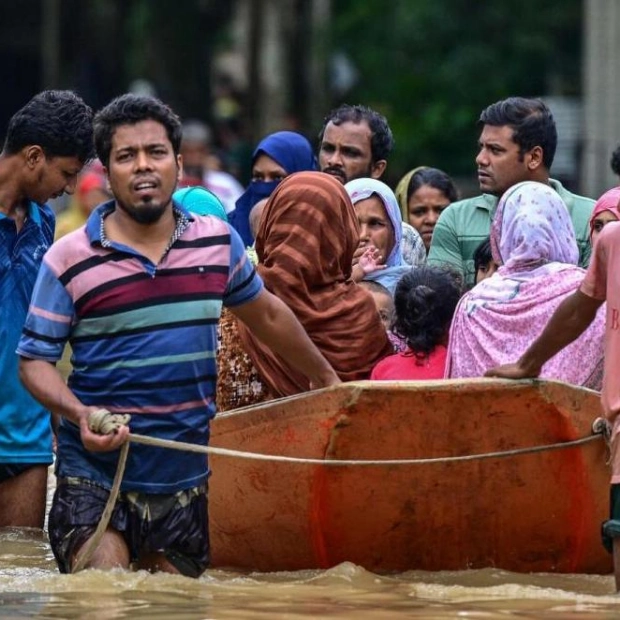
[
  {"left": 5, "top": 83, "right": 619, "bottom": 584},
  {"left": 217, "top": 171, "right": 394, "bottom": 411}
]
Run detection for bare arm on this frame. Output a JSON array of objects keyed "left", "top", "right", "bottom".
[
  {"left": 485, "top": 290, "right": 603, "bottom": 379},
  {"left": 19, "top": 358, "right": 129, "bottom": 451},
  {"left": 230, "top": 289, "right": 341, "bottom": 389}
]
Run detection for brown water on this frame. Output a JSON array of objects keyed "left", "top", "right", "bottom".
[{"left": 1, "top": 473, "right": 619, "bottom": 619}]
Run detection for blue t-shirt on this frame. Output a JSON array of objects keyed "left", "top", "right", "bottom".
[{"left": 1, "top": 202, "right": 54, "bottom": 464}]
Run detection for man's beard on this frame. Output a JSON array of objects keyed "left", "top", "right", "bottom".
[{"left": 116, "top": 197, "right": 169, "bottom": 224}]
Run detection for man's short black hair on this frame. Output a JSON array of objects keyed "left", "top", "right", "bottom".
[
  {"left": 318, "top": 103, "right": 394, "bottom": 163},
  {"left": 94, "top": 94, "right": 182, "bottom": 167},
  {"left": 478, "top": 97, "right": 557, "bottom": 170},
  {"left": 3, "top": 90, "right": 94, "bottom": 164}
]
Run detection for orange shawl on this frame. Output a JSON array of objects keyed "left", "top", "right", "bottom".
[{"left": 238, "top": 171, "right": 393, "bottom": 396}]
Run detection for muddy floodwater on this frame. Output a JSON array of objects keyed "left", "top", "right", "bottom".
[{"left": 1, "top": 472, "right": 620, "bottom": 619}]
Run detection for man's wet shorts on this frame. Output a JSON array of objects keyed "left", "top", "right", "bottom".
[
  {"left": 48, "top": 476, "right": 209, "bottom": 577},
  {"left": 602, "top": 484, "right": 620, "bottom": 553},
  {"left": 0, "top": 463, "right": 42, "bottom": 484}
]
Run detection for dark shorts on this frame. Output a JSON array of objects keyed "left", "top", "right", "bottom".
[
  {"left": 0, "top": 463, "right": 42, "bottom": 484},
  {"left": 602, "top": 484, "right": 620, "bottom": 553},
  {"left": 48, "top": 477, "right": 210, "bottom": 577}
]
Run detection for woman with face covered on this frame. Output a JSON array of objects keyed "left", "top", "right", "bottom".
[
  {"left": 228, "top": 131, "right": 317, "bottom": 246},
  {"left": 446, "top": 181, "right": 605, "bottom": 389},
  {"left": 218, "top": 172, "right": 393, "bottom": 408}
]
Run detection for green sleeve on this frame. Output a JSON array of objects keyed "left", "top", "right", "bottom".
[{"left": 427, "top": 207, "right": 464, "bottom": 278}]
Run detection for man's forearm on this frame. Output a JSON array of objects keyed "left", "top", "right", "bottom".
[{"left": 19, "top": 357, "right": 89, "bottom": 426}]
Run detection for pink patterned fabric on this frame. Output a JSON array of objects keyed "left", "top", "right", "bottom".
[{"left": 447, "top": 181, "right": 605, "bottom": 389}]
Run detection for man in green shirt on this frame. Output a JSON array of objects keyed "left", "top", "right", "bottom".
[{"left": 427, "top": 97, "right": 594, "bottom": 288}]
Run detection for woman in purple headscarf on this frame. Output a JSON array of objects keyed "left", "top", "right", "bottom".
[{"left": 228, "top": 131, "right": 317, "bottom": 245}]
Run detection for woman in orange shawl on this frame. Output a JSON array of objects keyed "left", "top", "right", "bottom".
[{"left": 234, "top": 171, "right": 393, "bottom": 398}]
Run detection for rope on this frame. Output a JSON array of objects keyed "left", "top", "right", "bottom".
[
  {"left": 71, "top": 409, "right": 610, "bottom": 573},
  {"left": 127, "top": 428, "right": 604, "bottom": 465},
  {"left": 71, "top": 440, "right": 129, "bottom": 573}
]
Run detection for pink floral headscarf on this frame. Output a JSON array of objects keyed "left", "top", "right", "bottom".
[
  {"left": 446, "top": 181, "right": 605, "bottom": 389},
  {"left": 491, "top": 181, "right": 579, "bottom": 274}
]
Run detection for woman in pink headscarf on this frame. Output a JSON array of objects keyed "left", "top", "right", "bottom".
[
  {"left": 446, "top": 181, "right": 605, "bottom": 389},
  {"left": 590, "top": 186, "right": 620, "bottom": 246}
]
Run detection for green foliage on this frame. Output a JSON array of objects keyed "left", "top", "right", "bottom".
[{"left": 330, "top": 0, "right": 582, "bottom": 184}]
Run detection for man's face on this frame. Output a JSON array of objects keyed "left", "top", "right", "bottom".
[
  {"left": 29, "top": 153, "right": 83, "bottom": 204},
  {"left": 318, "top": 120, "right": 385, "bottom": 184},
  {"left": 475, "top": 124, "right": 531, "bottom": 196},
  {"left": 179, "top": 139, "right": 208, "bottom": 179},
  {"left": 105, "top": 120, "right": 181, "bottom": 225}
]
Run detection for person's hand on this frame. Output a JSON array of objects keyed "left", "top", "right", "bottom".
[
  {"left": 358, "top": 246, "right": 386, "bottom": 274},
  {"left": 352, "top": 244, "right": 367, "bottom": 266},
  {"left": 78, "top": 406, "right": 130, "bottom": 452},
  {"left": 485, "top": 363, "right": 539, "bottom": 380}
]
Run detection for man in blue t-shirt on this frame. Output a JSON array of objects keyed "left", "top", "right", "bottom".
[{"left": 0, "top": 91, "right": 93, "bottom": 529}]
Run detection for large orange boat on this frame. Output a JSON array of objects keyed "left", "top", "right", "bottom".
[{"left": 208, "top": 379, "right": 612, "bottom": 574}]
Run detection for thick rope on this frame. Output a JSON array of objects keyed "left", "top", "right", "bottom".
[
  {"left": 71, "top": 409, "right": 610, "bottom": 573},
  {"left": 71, "top": 440, "right": 129, "bottom": 573},
  {"left": 128, "top": 429, "right": 604, "bottom": 465}
]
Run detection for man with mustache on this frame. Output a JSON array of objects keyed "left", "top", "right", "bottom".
[
  {"left": 427, "top": 97, "right": 594, "bottom": 288},
  {"left": 17, "top": 93, "right": 340, "bottom": 576},
  {"left": 318, "top": 104, "right": 425, "bottom": 268},
  {"left": 318, "top": 103, "right": 393, "bottom": 185},
  {"left": 0, "top": 90, "right": 94, "bottom": 530}
]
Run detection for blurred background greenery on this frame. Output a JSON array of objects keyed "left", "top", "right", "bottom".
[{"left": 0, "top": 0, "right": 618, "bottom": 196}]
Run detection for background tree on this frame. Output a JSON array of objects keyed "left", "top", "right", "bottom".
[{"left": 329, "top": 0, "right": 582, "bottom": 186}]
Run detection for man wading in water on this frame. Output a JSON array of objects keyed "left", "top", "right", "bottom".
[
  {"left": 0, "top": 90, "right": 93, "bottom": 529},
  {"left": 17, "top": 93, "right": 339, "bottom": 576}
]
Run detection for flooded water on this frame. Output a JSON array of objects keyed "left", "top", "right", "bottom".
[{"left": 1, "top": 471, "right": 620, "bottom": 619}]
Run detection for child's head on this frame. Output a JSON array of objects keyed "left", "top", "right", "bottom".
[
  {"left": 473, "top": 237, "right": 497, "bottom": 285},
  {"left": 393, "top": 266, "right": 462, "bottom": 355},
  {"left": 358, "top": 280, "right": 394, "bottom": 330}
]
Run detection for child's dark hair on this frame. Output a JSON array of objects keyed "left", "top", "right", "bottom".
[
  {"left": 473, "top": 237, "right": 493, "bottom": 273},
  {"left": 393, "top": 266, "right": 462, "bottom": 357}
]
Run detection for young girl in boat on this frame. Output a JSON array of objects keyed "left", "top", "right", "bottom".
[{"left": 370, "top": 266, "right": 462, "bottom": 380}]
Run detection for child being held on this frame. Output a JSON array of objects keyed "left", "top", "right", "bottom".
[
  {"left": 358, "top": 280, "right": 407, "bottom": 352},
  {"left": 358, "top": 280, "right": 394, "bottom": 331},
  {"left": 371, "top": 266, "right": 462, "bottom": 380}
]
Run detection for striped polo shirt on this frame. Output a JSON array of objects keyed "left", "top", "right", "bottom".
[{"left": 17, "top": 201, "right": 262, "bottom": 493}]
